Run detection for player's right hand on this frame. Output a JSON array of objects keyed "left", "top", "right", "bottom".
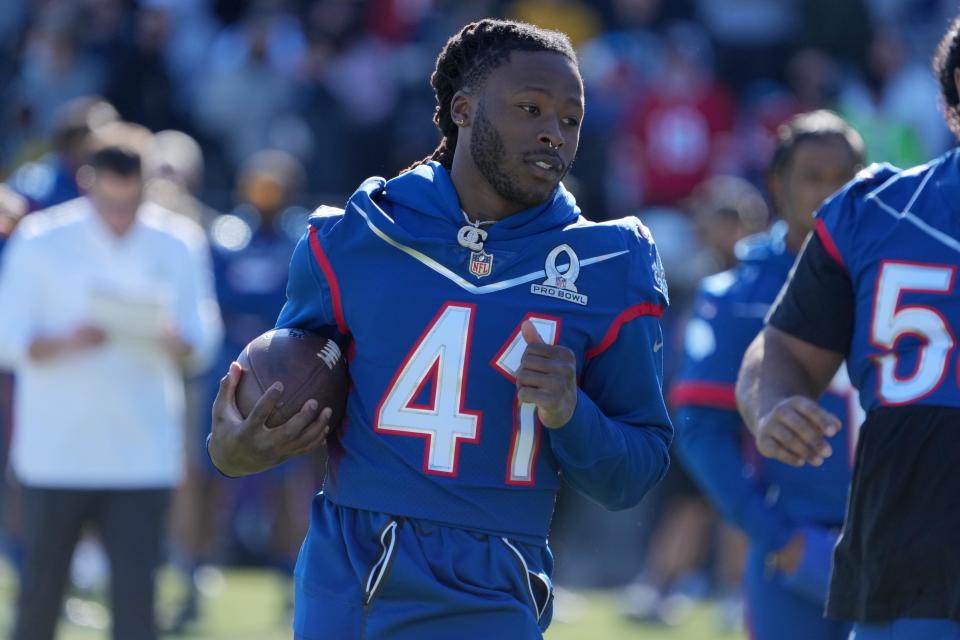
[
  {"left": 754, "top": 396, "right": 840, "bottom": 467},
  {"left": 769, "top": 530, "right": 806, "bottom": 574},
  {"left": 209, "top": 362, "right": 333, "bottom": 477}
]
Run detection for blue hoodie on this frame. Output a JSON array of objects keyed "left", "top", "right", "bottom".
[{"left": 276, "top": 162, "right": 672, "bottom": 544}]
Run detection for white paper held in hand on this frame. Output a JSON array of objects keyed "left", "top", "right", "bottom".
[{"left": 88, "top": 286, "right": 173, "bottom": 341}]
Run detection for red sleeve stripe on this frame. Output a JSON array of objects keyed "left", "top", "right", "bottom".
[
  {"left": 585, "top": 302, "right": 663, "bottom": 360},
  {"left": 815, "top": 219, "right": 845, "bottom": 269},
  {"left": 308, "top": 226, "right": 348, "bottom": 335},
  {"left": 669, "top": 382, "right": 738, "bottom": 411}
]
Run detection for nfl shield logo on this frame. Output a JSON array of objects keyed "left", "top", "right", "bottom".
[{"left": 469, "top": 250, "right": 493, "bottom": 277}]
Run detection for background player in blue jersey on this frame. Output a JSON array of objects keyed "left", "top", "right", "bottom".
[
  {"left": 674, "top": 110, "right": 864, "bottom": 640},
  {"left": 169, "top": 149, "right": 315, "bottom": 631},
  {"left": 738, "top": 17, "right": 960, "bottom": 640},
  {"left": 208, "top": 19, "right": 672, "bottom": 640}
]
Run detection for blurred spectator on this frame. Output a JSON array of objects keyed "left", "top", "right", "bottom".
[
  {"left": 673, "top": 111, "right": 864, "bottom": 640},
  {"left": 417, "top": 0, "right": 503, "bottom": 46},
  {"left": 0, "top": 138, "right": 221, "bottom": 640},
  {"left": 577, "top": 0, "right": 667, "bottom": 217},
  {"left": 144, "top": 129, "right": 218, "bottom": 226},
  {"left": 839, "top": 25, "right": 950, "bottom": 165},
  {"left": 208, "top": 0, "right": 307, "bottom": 78},
  {"left": 303, "top": 0, "right": 400, "bottom": 132},
  {"left": 140, "top": 0, "right": 219, "bottom": 113},
  {"left": 6, "top": 96, "right": 118, "bottom": 213},
  {"left": 787, "top": 49, "right": 844, "bottom": 113},
  {"left": 141, "top": 129, "right": 225, "bottom": 633},
  {"left": 619, "top": 196, "right": 755, "bottom": 629},
  {"left": 579, "top": 0, "right": 667, "bottom": 100},
  {"left": 300, "top": 0, "right": 401, "bottom": 188},
  {"left": 366, "top": 0, "right": 435, "bottom": 44},
  {"left": 689, "top": 175, "right": 770, "bottom": 272},
  {"left": 194, "top": 14, "right": 300, "bottom": 171},
  {"left": 169, "top": 149, "right": 313, "bottom": 630},
  {"left": 80, "top": 0, "right": 131, "bottom": 58},
  {"left": 864, "top": 0, "right": 957, "bottom": 62},
  {"left": 0, "top": 0, "right": 28, "bottom": 82},
  {"left": 609, "top": 23, "right": 736, "bottom": 211},
  {"left": 728, "top": 48, "right": 844, "bottom": 182},
  {"left": 10, "top": 5, "right": 106, "bottom": 140},
  {"left": 506, "top": 0, "right": 603, "bottom": 46},
  {"left": 799, "top": 0, "right": 871, "bottom": 65},
  {"left": 103, "top": 4, "right": 187, "bottom": 133},
  {"left": 694, "top": 0, "right": 798, "bottom": 89}
]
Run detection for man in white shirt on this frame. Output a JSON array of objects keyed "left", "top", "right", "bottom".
[{"left": 0, "top": 143, "right": 222, "bottom": 640}]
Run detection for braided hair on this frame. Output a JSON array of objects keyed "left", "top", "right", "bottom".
[
  {"left": 407, "top": 19, "right": 577, "bottom": 172},
  {"left": 934, "top": 16, "right": 960, "bottom": 139}
]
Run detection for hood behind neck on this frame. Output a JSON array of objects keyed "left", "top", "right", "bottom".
[{"left": 355, "top": 161, "right": 581, "bottom": 243}]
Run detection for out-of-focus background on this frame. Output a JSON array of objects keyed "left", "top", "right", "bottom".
[{"left": 0, "top": 0, "right": 955, "bottom": 638}]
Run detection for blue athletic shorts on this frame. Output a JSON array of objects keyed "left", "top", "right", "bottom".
[{"left": 293, "top": 493, "right": 554, "bottom": 640}]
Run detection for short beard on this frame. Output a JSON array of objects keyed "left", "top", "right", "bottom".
[{"left": 469, "top": 101, "right": 553, "bottom": 210}]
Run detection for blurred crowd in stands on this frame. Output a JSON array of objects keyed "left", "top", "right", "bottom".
[{"left": 0, "top": 0, "right": 955, "bottom": 635}]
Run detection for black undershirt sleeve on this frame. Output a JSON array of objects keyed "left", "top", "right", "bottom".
[{"left": 766, "top": 231, "right": 855, "bottom": 355}]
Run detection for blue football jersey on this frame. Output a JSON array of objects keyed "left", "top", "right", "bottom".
[
  {"left": 813, "top": 151, "right": 960, "bottom": 411},
  {"left": 674, "top": 223, "right": 860, "bottom": 545},
  {"left": 767, "top": 149, "right": 960, "bottom": 623},
  {"left": 276, "top": 162, "right": 672, "bottom": 544}
]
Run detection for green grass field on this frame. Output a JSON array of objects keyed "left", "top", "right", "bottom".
[{"left": 0, "top": 561, "right": 744, "bottom": 640}]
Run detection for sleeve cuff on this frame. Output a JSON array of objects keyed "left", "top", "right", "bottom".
[{"left": 549, "top": 389, "right": 618, "bottom": 468}]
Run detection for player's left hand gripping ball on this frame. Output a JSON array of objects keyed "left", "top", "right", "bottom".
[{"left": 518, "top": 320, "right": 578, "bottom": 428}]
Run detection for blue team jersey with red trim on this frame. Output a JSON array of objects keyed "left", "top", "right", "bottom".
[
  {"left": 673, "top": 223, "right": 858, "bottom": 528},
  {"left": 814, "top": 150, "right": 960, "bottom": 411},
  {"left": 276, "top": 162, "right": 672, "bottom": 544}
]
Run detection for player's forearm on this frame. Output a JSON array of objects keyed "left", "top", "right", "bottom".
[
  {"left": 736, "top": 329, "right": 826, "bottom": 436},
  {"left": 550, "top": 389, "right": 671, "bottom": 510},
  {"left": 676, "top": 406, "right": 794, "bottom": 553},
  {"left": 27, "top": 326, "right": 105, "bottom": 362},
  {"left": 27, "top": 336, "right": 68, "bottom": 361}
]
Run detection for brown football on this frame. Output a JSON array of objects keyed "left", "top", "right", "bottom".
[{"left": 235, "top": 328, "right": 348, "bottom": 429}]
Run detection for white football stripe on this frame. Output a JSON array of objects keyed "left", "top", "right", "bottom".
[
  {"left": 351, "top": 202, "right": 629, "bottom": 294},
  {"left": 866, "top": 165, "right": 960, "bottom": 255}
]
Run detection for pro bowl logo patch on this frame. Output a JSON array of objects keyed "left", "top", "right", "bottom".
[
  {"left": 469, "top": 250, "right": 493, "bottom": 277},
  {"left": 530, "top": 244, "right": 588, "bottom": 306}
]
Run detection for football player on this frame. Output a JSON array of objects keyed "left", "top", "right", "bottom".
[
  {"left": 737, "top": 18, "right": 960, "bottom": 640},
  {"left": 674, "top": 111, "right": 864, "bottom": 640},
  {"left": 209, "top": 19, "right": 672, "bottom": 639}
]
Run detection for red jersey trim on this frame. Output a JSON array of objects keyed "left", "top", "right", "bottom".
[
  {"left": 815, "top": 219, "right": 845, "bottom": 269},
  {"left": 308, "top": 226, "right": 348, "bottom": 335},
  {"left": 669, "top": 381, "right": 738, "bottom": 411},
  {"left": 585, "top": 302, "right": 663, "bottom": 360}
]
